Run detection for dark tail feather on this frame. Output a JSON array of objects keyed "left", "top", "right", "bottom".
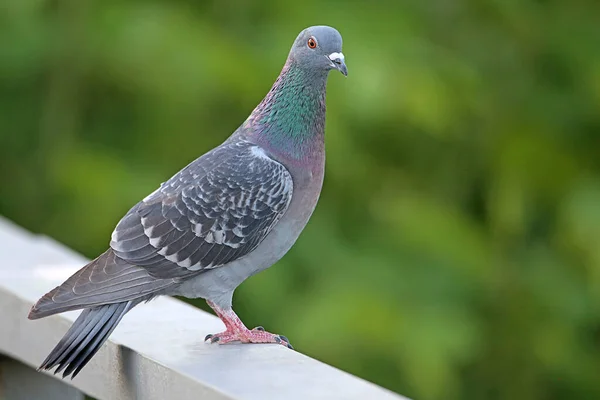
[{"left": 39, "top": 301, "right": 134, "bottom": 378}]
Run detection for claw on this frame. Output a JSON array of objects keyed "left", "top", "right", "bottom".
[
  {"left": 204, "top": 334, "right": 213, "bottom": 341},
  {"left": 278, "top": 335, "right": 294, "bottom": 350},
  {"left": 253, "top": 326, "right": 265, "bottom": 331}
]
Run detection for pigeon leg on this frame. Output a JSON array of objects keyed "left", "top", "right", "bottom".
[{"left": 204, "top": 300, "right": 293, "bottom": 349}]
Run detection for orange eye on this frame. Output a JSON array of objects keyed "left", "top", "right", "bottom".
[{"left": 307, "top": 37, "right": 317, "bottom": 49}]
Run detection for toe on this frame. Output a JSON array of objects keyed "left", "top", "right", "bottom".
[
  {"left": 276, "top": 335, "right": 294, "bottom": 350},
  {"left": 278, "top": 335, "right": 289, "bottom": 343}
]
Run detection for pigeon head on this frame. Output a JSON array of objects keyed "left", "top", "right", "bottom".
[
  {"left": 288, "top": 26, "right": 347, "bottom": 76},
  {"left": 243, "top": 25, "right": 346, "bottom": 162}
]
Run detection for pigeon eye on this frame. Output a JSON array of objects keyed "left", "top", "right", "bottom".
[{"left": 307, "top": 37, "right": 317, "bottom": 49}]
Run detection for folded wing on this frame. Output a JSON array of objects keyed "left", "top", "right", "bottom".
[{"left": 111, "top": 140, "right": 294, "bottom": 279}]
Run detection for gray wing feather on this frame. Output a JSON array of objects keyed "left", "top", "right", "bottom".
[
  {"left": 28, "top": 250, "right": 173, "bottom": 319},
  {"left": 110, "top": 141, "right": 294, "bottom": 279}
]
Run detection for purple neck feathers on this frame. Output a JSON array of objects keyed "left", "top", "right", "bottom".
[{"left": 240, "top": 60, "right": 329, "bottom": 165}]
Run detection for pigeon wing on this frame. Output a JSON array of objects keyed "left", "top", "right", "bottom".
[{"left": 110, "top": 141, "right": 294, "bottom": 279}]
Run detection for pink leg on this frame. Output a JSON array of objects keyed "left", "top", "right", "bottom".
[{"left": 205, "top": 300, "right": 293, "bottom": 349}]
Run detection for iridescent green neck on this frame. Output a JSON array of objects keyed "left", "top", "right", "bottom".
[{"left": 242, "top": 61, "right": 328, "bottom": 162}]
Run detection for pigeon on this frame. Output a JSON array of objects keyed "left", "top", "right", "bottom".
[{"left": 28, "top": 25, "right": 347, "bottom": 379}]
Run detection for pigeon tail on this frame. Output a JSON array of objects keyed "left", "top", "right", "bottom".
[{"left": 38, "top": 301, "right": 134, "bottom": 379}]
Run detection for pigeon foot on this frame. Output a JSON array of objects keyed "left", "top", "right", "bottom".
[
  {"left": 205, "top": 300, "right": 293, "bottom": 349},
  {"left": 204, "top": 327, "right": 293, "bottom": 349}
]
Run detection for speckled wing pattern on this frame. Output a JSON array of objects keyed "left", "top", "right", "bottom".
[{"left": 110, "top": 140, "right": 294, "bottom": 279}]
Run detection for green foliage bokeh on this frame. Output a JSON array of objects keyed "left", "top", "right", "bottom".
[{"left": 1, "top": 1, "right": 600, "bottom": 399}]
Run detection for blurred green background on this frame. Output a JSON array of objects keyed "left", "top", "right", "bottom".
[{"left": 2, "top": 0, "right": 600, "bottom": 399}]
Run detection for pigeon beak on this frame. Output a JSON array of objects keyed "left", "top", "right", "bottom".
[{"left": 328, "top": 52, "right": 348, "bottom": 76}]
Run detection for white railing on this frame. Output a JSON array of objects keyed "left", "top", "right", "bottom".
[{"left": 0, "top": 217, "right": 407, "bottom": 400}]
